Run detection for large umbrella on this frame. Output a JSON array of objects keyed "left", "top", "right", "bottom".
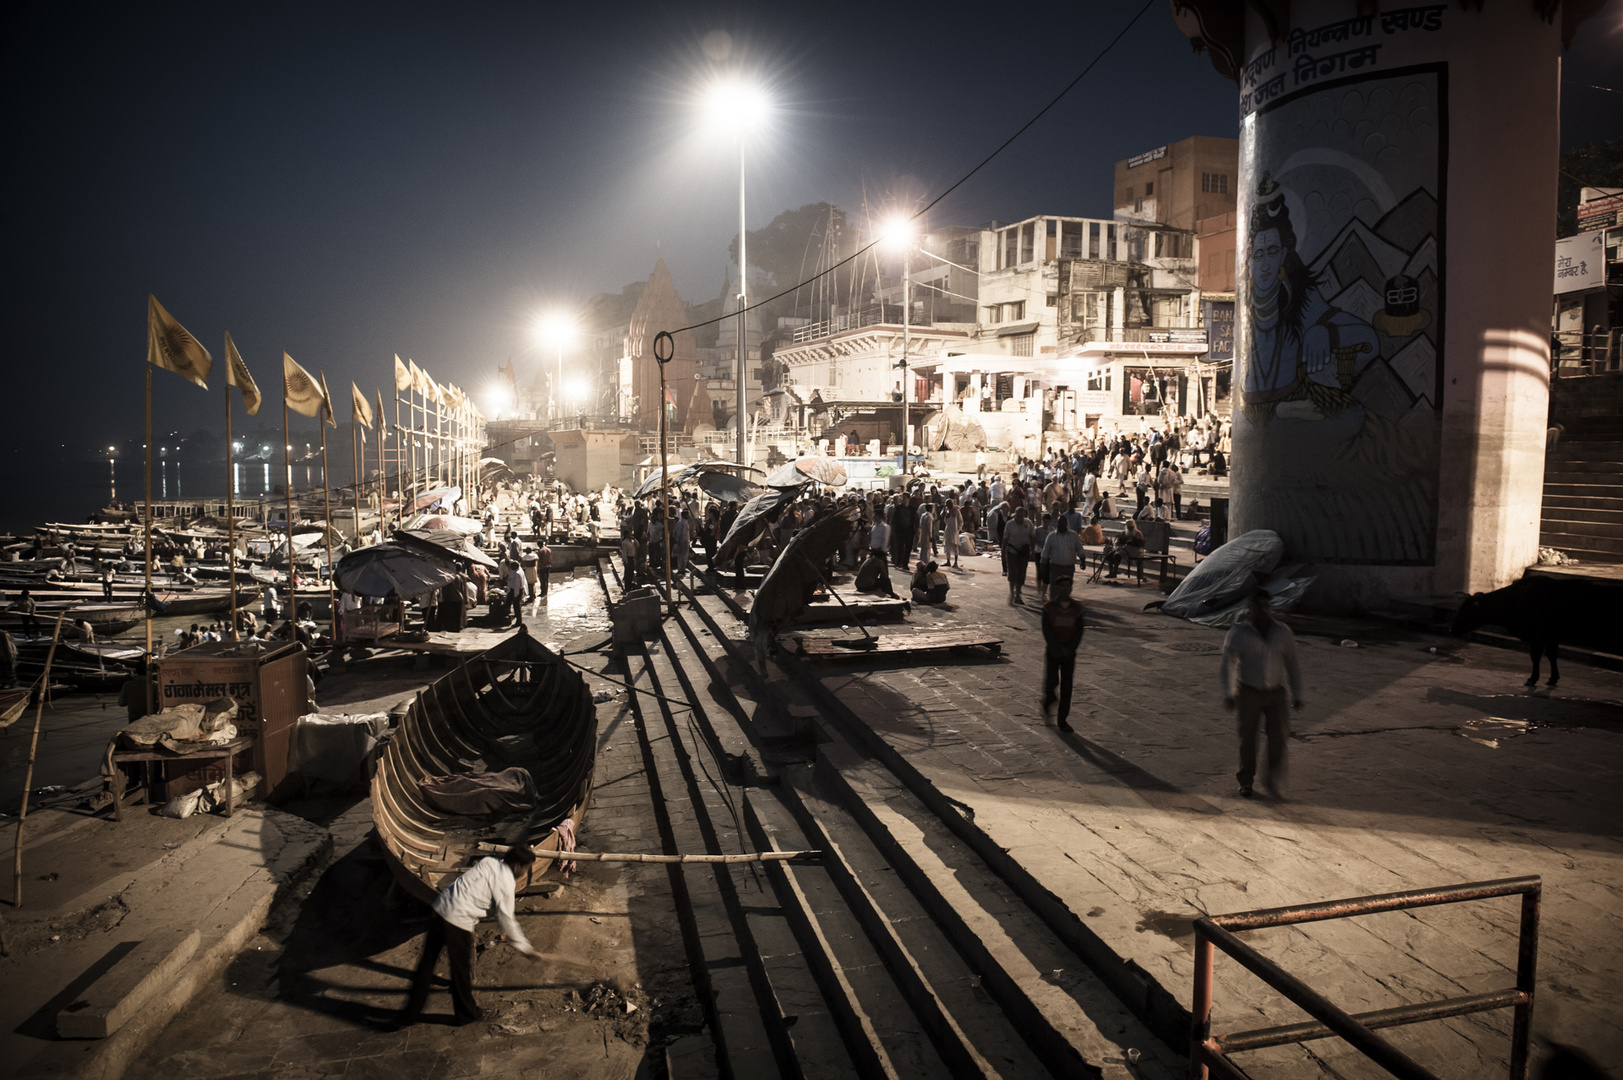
[
  {"left": 764, "top": 456, "right": 847, "bottom": 489},
  {"left": 334, "top": 542, "right": 461, "bottom": 600},
  {"left": 635, "top": 460, "right": 760, "bottom": 500},
  {"left": 749, "top": 505, "right": 860, "bottom": 631},
  {"left": 696, "top": 471, "right": 766, "bottom": 503},
  {"left": 714, "top": 487, "right": 801, "bottom": 569},
  {"left": 394, "top": 528, "right": 499, "bottom": 570}
]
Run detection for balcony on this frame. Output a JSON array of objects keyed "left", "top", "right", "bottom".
[{"left": 1070, "top": 325, "right": 1208, "bottom": 347}]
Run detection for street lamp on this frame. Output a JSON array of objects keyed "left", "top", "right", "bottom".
[
  {"left": 702, "top": 77, "right": 769, "bottom": 467},
  {"left": 882, "top": 216, "right": 916, "bottom": 469},
  {"left": 535, "top": 312, "right": 576, "bottom": 425}
]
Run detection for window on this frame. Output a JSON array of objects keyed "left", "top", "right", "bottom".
[
  {"left": 1086, "top": 369, "right": 1112, "bottom": 392},
  {"left": 1061, "top": 222, "right": 1083, "bottom": 258},
  {"left": 1046, "top": 294, "right": 1058, "bottom": 307},
  {"left": 1005, "top": 300, "right": 1025, "bottom": 322},
  {"left": 1046, "top": 219, "right": 1057, "bottom": 237},
  {"left": 1009, "top": 333, "right": 1034, "bottom": 358},
  {"left": 1106, "top": 224, "right": 1117, "bottom": 259},
  {"left": 1202, "top": 172, "right": 1229, "bottom": 194},
  {"left": 1089, "top": 221, "right": 1100, "bottom": 259},
  {"left": 1020, "top": 222, "right": 1035, "bottom": 264},
  {"left": 1145, "top": 181, "right": 1154, "bottom": 196},
  {"left": 1124, "top": 186, "right": 1134, "bottom": 203},
  {"left": 985, "top": 304, "right": 1002, "bottom": 324},
  {"left": 1003, "top": 229, "right": 1018, "bottom": 270}
]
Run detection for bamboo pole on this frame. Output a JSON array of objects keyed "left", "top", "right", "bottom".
[
  {"left": 12, "top": 612, "right": 67, "bottom": 907},
  {"left": 376, "top": 389, "right": 387, "bottom": 534},
  {"left": 478, "top": 843, "right": 819, "bottom": 864},
  {"left": 351, "top": 410, "right": 363, "bottom": 544}
]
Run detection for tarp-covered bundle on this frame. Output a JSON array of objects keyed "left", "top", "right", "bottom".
[
  {"left": 119, "top": 697, "right": 240, "bottom": 752},
  {"left": 1155, "top": 530, "right": 1315, "bottom": 628}
]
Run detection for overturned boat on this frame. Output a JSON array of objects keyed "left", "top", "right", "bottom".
[{"left": 371, "top": 626, "right": 597, "bottom": 903}]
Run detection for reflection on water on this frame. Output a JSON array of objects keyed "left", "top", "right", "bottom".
[{"left": 524, "top": 573, "right": 612, "bottom": 646}]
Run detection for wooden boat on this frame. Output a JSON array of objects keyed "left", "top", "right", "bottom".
[
  {"left": 0, "top": 689, "right": 29, "bottom": 728},
  {"left": 371, "top": 625, "right": 597, "bottom": 903}
]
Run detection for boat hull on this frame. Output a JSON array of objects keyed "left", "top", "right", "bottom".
[{"left": 371, "top": 627, "right": 597, "bottom": 904}]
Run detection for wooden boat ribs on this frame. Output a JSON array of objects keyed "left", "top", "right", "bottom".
[{"left": 371, "top": 626, "right": 597, "bottom": 903}]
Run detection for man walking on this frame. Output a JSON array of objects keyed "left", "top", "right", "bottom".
[
  {"left": 1219, "top": 588, "right": 1304, "bottom": 798},
  {"left": 397, "top": 846, "right": 543, "bottom": 1026},
  {"left": 1041, "top": 579, "right": 1084, "bottom": 732}
]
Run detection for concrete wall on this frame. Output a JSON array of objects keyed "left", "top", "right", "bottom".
[
  {"left": 1229, "top": 0, "right": 1556, "bottom": 609},
  {"left": 551, "top": 429, "right": 637, "bottom": 492}
]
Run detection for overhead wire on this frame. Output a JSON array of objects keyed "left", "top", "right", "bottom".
[{"left": 662, "top": 0, "right": 1158, "bottom": 339}]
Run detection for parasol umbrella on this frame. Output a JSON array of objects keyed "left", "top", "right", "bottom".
[
  {"left": 748, "top": 505, "right": 860, "bottom": 632},
  {"left": 414, "top": 513, "right": 484, "bottom": 536},
  {"left": 714, "top": 487, "right": 801, "bottom": 569},
  {"left": 634, "top": 460, "right": 757, "bottom": 500},
  {"left": 764, "top": 456, "right": 847, "bottom": 489},
  {"left": 394, "top": 528, "right": 499, "bottom": 570},
  {"left": 334, "top": 542, "right": 462, "bottom": 600},
  {"left": 696, "top": 471, "right": 766, "bottom": 503}
]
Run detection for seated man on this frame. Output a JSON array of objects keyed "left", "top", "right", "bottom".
[
  {"left": 855, "top": 550, "right": 899, "bottom": 599},
  {"left": 1089, "top": 536, "right": 1124, "bottom": 583},
  {"left": 910, "top": 561, "right": 950, "bottom": 604}
]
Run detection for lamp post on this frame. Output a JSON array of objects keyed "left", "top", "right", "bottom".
[
  {"left": 703, "top": 78, "right": 768, "bottom": 468},
  {"left": 537, "top": 313, "right": 576, "bottom": 427},
  {"left": 884, "top": 217, "right": 916, "bottom": 471}
]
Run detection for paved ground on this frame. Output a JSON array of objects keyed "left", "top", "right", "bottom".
[{"left": 768, "top": 552, "right": 1622, "bottom": 1077}]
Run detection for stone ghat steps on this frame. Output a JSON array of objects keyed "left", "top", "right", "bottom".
[
  {"left": 647, "top": 562, "right": 1187, "bottom": 1078},
  {"left": 1540, "top": 398, "right": 1623, "bottom": 564}
]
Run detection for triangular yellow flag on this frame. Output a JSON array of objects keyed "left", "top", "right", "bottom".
[
  {"left": 408, "top": 359, "right": 429, "bottom": 397},
  {"left": 147, "top": 294, "right": 213, "bottom": 389},
  {"left": 352, "top": 382, "right": 374, "bottom": 429},
  {"left": 394, "top": 354, "right": 412, "bottom": 393},
  {"left": 319, "top": 372, "right": 338, "bottom": 428},
  {"left": 376, "top": 388, "right": 386, "bottom": 429},
  {"left": 224, "top": 332, "right": 262, "bottom": 416},
  {"left": 282, "top": 352, "right": 326, "bottom": 418}
]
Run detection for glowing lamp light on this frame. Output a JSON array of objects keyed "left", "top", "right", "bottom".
[
  {"left": 564, "top": 377, "right": 590, "bottom": 403},
  {"left": 535, "top": 311, "right": 576, "bottom": 346},
  {"left": 701, "top": 77, "right": 769, "bottom": 135},
  {"left": 881, "top": 215, "right": 916, "bottom": 252}
]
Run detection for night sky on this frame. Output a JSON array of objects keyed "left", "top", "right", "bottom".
[{"left": 4, "top": 0, "right": 1620, "bottom": 464}]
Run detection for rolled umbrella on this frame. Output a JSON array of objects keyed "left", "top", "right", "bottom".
[
  {"left": 714, "top": 487, "right": 801, "bottom": 569},
  {"left": 696, "top": 471, "right": 766, "bottom": 503},
  {"left": 749, "top": 505, "right": 860, "bottom": 631},
  {"left": 334, "top": 542, "right": 462, "bottom": 600}
]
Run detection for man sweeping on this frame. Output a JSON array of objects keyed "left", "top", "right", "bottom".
[{"left": 396, "top": 846, "right": 542, "bottom": 1027}]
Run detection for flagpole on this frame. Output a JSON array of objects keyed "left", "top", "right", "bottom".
[
  {"left": 143, "top": 362, "right": 154, "bottom": 702},
  {"left": 225, "top": 365, "right": 239, "bottom": 641},
  {"left": 393, "top": 392, "right": 403, "bottom": 532},
  {"left": 283, "top": 396, "right": 295, "bottom": 634},
  {"left": 410, "top": 385, "right": 420, "bottom": 520},
  {"left": 320, "top": 407, "right": 335, "bottom": 639},
  {"left": 351, "top": 410, "right": 362, "bottom": 544},
  {"left": 377, "top": 389, "right": 387, "bottom": 538}
]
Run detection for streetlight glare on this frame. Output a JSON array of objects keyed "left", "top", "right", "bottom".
[
  {"left": 881, "top": 215, "right": 916, "bottom": 251},
  {"left": 534, "top": 312, "right": 576, "bottom": 345},
  {"left": 564, "top": 376, "right": 590, "bottom": 402},
  {"left": 702, "top": 77, "right": 769, "bottom": 134}
]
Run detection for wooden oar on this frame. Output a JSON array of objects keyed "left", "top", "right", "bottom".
[{"left": 478, "top": 841, "right": 818, "bottom": 864}]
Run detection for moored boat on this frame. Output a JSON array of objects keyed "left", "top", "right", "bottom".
[{"left": 371, "top": 626, "right": 597, "bottom": 903}]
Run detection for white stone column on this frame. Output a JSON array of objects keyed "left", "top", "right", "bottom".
[{"left": 1228, "top": 0, "right": 1560, "bottom": 609}]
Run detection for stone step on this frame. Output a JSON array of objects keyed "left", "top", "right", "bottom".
[
  {"left": 786, "top": 771, "right": 1052, "bottom": 1080},
  {"left": 55, "top": 929, "right": 200, "bottom": 1039},
  {"left": 622, "top": 648, "right": 792, "bottom": 1080},
  {"left": 1543, "top": 460, "right": 1623, "bottom": 476},
  {"left": 1537, "top": 518, "right": 1623, "bottom": 539},
  {"left": 1540, "top": 506, "right": 1623, "bottom": 526},
  {"left": 1548, "top": 439, "right": 1623, "bottom": 458},
  {"left": 664, "top": 593, "right": 958, "bottom": 1078},
  {"left": 815, "top": 735, "right": 1179, "bottom": 1078},
  {"left": 1538, "top": 530, "right": 1623, "bottom": 557},
  {"left": 1541, "top": 492, "right": 1623, "bottom": 512},
  {"left": 1542, "top": 482, "right": 1623, "bottom": 500}
]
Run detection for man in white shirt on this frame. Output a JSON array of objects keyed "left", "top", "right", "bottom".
[
  {"left": 1219, "top": 588, "right": 1304, "bottom": 798},
  {"left": 398, "top": 847, "right": 542, "bottom": 1026}
]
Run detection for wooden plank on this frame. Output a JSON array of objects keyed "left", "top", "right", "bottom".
[{"left": 779, "top": 628, "right": 1002, "bottom": 661}]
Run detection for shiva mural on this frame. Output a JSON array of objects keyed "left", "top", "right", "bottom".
[{"left": 1235, "top": 65, "right": 1444, "bottom": 564}]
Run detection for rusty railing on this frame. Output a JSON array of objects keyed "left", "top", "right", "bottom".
[{"left": 1190, "top": 875, "right": 1541, "bottom": 1080}]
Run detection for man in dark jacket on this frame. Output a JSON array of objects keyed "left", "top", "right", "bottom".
[{"left": 1041, "top": 579, "right": 1085, "bottom": 732}]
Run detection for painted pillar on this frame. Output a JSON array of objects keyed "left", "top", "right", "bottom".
[{"left": 1228, "top": 0, "right": 1563, "bottom": 608}]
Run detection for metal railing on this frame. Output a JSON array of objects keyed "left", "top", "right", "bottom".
[
  {"left": 1552, "top": 328, "right": 1621, "bottom": 375},
  {"left": 1190, "top": 875, "right": 1540, "bottom": 1080}
]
